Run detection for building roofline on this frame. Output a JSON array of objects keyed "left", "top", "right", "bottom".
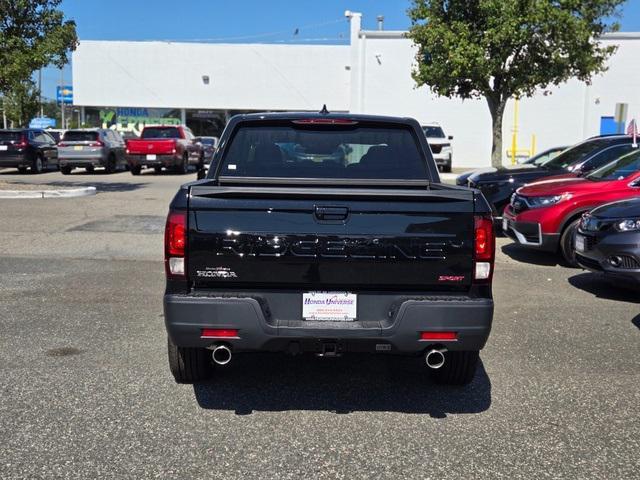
[{"left": 359, "top": 30, "right": 640, "bottom": 41}]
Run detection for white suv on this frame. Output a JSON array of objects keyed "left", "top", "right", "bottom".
[{"left": 422, "top": 123, "right": 453, "bottom": 172}]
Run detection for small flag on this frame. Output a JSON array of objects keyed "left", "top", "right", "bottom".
[{"left": 627, "top": 119, "right": 638, "bottom": 148}]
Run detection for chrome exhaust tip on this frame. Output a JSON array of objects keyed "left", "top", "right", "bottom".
[
  {"left": 212, "top": 344, "right": 232, "bottom": 365},
  {"left": 425, "top": 348, "right": 447, "bottom": 369}
]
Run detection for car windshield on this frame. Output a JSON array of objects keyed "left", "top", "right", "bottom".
[
  {"left": 422, "top": 126, "right": 445, "bottom": 138},
  {"left": 220, "top": 123, "right": 427, "bottom": 180},
  {"left": 63, "top": 131, "right": 98, "bottom": 142},
  {"left": 141, "top": 127, "right": 180, "bottom": 139},
  {"left": 541, "top": 140, "right": 611, "bottom": 170},
  {"left": 0, "top": 131, "right": 22, "bottom": 142},
  {"left": 585, "top": 149, "right": 640, "bottom": 181}
]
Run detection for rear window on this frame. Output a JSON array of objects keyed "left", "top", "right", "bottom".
[
  {"left": 63, "top": 131, "right": 98, "bottom": 142},
  {"left": 0, "top": 131, "right": 22, "bottom": 142},
  {"left": 141, "top": 127, "right": 180, "bottom": 139},
  {"left": 219, "top": 123, "right": 427, "bottom": 180}
]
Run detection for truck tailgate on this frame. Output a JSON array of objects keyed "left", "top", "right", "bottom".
[
  {"left": 187, "top": 185, "right": 476, "bottom": 291},
  {"left": 127, "top": 139, "right": 175, "bottom": 155}
]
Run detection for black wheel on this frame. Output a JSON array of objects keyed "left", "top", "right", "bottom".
[
  {"left": 430, "top": 350, "right": 479, "bottom": 385},
  {"left": 17, "top": 167, "right": 28, "bottom": 174},
  {"left": 85, "top": 166, "right": 95, "bottom": 173},
  {"left": 176, "top": 154, "right": 188, "bottom": 174},
  {"left": 167, "top": 336, "right": 213, "bottom": 384},
  {"left": 442, "top": 162, "right": 452, "bottom": 173},
  {"left": 130, "top": 165, "right": 142, "bottom": 176},
  {"left": 560, "top": 218, "right": 580, "bottom": 267},
  {"left": 154, "top": 166, "right": 162, "bottom": 174},
  {"left": 60, "top": 165, "right": 72, "bottom": 175},
  {"left": 31, "top": 155, "right": 44, "bottom": 174},
  {"left": 105, "top": 154, "right": 116, "bottom": 174}
]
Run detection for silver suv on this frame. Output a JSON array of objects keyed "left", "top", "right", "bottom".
[
  {"left": 58, "top": 129, "right": 126, "bottom": 174},
  {"left": 422, "top": 123, "right": 453, "bottom": 173}
]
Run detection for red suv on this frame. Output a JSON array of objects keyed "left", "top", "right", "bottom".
[{"left": 503, "top": 148, "right": 640, "bottom": 265}]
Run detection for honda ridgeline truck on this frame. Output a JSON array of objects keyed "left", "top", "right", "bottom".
[{"left": 163, "top": 112, "right": 495, "bottom": 385}]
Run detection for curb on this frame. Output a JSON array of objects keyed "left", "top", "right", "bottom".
[{"left": 0, "top": 186, "right": 97, "bottom": 199}]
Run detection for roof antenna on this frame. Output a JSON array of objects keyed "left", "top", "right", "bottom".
[{"left": 320, "top": 104, "right": 329, "bottom": 115}]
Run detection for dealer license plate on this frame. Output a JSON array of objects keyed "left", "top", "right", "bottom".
[
  {"left": 146, "top": 154, "right": 157, "bottom": 160},
  {"left": 302, "top": 292, "right": 357, "bottom": 322},
  {"left": 575, "top": 234, "right": 585, "bottom": 252},
  {"left": 74, "top": 145, "right": 83, "bottom": 151}
]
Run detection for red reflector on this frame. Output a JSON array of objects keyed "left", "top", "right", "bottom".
[
  {"left": 474, "top": 216, "right": 495, "bottom": 261},
  {"left": 420, "top": 331, "right": 457, "bottom": 341},
  {"left": 201, "top": 329, "right": 239, "bottom": 338},
  {"left": 165, "top": 211, "right": 186, "bottom": 257},
  {"left": 292, "top": 118, "right": 358, "bottom": 125}
]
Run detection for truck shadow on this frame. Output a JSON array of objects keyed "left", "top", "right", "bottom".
[
  {"left": 568, "top": 272, "right": 640, "bottom": 304},
  {"left": 193, "top": 354, "right": 491, "bottom": 416},
  {"left": 500, "top": 243, "right": 562, "bottom": 267}
]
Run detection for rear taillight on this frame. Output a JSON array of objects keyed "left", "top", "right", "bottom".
[
  {"left": 89, "top": 140, "right": 104, "bottom": 147},
  {"left": 292, "top": 118, "right": 358, "bottom": 125},
  {"left": 201, "top": 329, "right": 239, "bottom": 339},
  {"left": 474, "top": 216, "right": 495, "bottom": 282},
  {"left": 17, "top": 136, "right": 28, "bottom": 148},
  {"left": 165, "top": 211, "right": 187, "bottom": 277},
  {"left": 420, "top": 331, "right": 457, "bottom": 341},
  {"left": 57, "top": 142, "right": 67, "bottom": 147}
]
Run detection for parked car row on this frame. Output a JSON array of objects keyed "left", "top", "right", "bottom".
[
  {"left": 456, "top": 133, "right": 640, "bottom": 287},
  {"left": 0, "top": 125, "right": 214, "bottom": 176}
]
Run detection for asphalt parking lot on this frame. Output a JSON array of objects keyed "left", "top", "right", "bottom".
[{"left": 0, "top": 169, "right": 638, "bottom": 479}]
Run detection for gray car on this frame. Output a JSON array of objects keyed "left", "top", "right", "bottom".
[{"left": 58, "top": 129, "right": 126, "bottom": 174}]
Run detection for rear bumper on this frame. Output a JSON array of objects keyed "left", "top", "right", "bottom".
[
  {"left": 0, "top": 154, "right": 29, "bottom": 167},
  {"left": 59, "top": 153, "right": 106, "bottom": 167},
  {"left": 164, "top": 293, "right": 493, "bottom": 354},
  {"left": 127, "top": 154, "right": 180, "bottom": 168}
]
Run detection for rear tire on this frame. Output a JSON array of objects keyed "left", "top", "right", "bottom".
[
  {"left": 130, "top": 165, "right": 142, "bottom": 176},
  {"left": 560, "top": 218, "right": 581, "bottom": 267},
  {"left": 105, "top": 154, "right": 116, "bottom": 174},
  {"left": 154, "top": 166, "right": 162, "bottom": 174},
  {"left": 17, "top": 167, "right": 28, "bottom": 174},
  {"left": 176, "top": 154, "right": 188, "bottom": 174},
  {"left": 31, "top": 155, "right": 44, "bottom": 174},
  {"left": 167, "top": 336, "right": 213, "bottom": 384},
  {"left": 442, "top": 161, "right": 452, "bottom": 173},
  {"left": 85, "top": 166, "right": 95, "bottom": 173},
  {"left": 429, "top": 350, "right": 479, "bottom": 385},
  {"left": 60, "top": 166, "right": 72, "bottom": 175}
]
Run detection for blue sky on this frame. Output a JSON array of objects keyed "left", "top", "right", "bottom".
[{"left": 40, "top": 0, "right": 640, "bottom": 101}]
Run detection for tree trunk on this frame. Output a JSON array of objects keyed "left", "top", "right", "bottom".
[{"left": 486, "top": 96, "right": 507, "bottom": 168}]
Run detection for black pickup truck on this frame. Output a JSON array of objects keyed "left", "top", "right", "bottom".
[{"left": 163, "top": 112, "right": 495, "bottom": 385}]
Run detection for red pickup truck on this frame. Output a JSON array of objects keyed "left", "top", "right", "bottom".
[{"left": 125, "top": 125, "right": 204, "bottom": 175}]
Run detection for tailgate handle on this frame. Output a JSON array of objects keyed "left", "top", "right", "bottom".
[{"left": 314, "top": 206, "right": 349, "bottom": 221}]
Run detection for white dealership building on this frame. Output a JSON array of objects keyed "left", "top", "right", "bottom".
[{"left": 72, "top": 11, "right": 640, "bottom": 168}]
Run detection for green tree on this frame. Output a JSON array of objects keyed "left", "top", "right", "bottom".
[
  {"left": 3, "top": 80, "right": 40, "bottom": 127},
  {"left": 408, "top": 0, "right": 624, "bottom": 167},
  {"left": 0, "top": 0, "right": 77, "bottom": 94}
]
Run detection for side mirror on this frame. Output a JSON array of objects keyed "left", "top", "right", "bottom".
[{"left": 448, "top": 135, "right": 454, "bottom": 140}]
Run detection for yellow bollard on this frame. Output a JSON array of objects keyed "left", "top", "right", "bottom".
[{"left": 531, "top": 134, "right": 536, "bottom": 157}]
